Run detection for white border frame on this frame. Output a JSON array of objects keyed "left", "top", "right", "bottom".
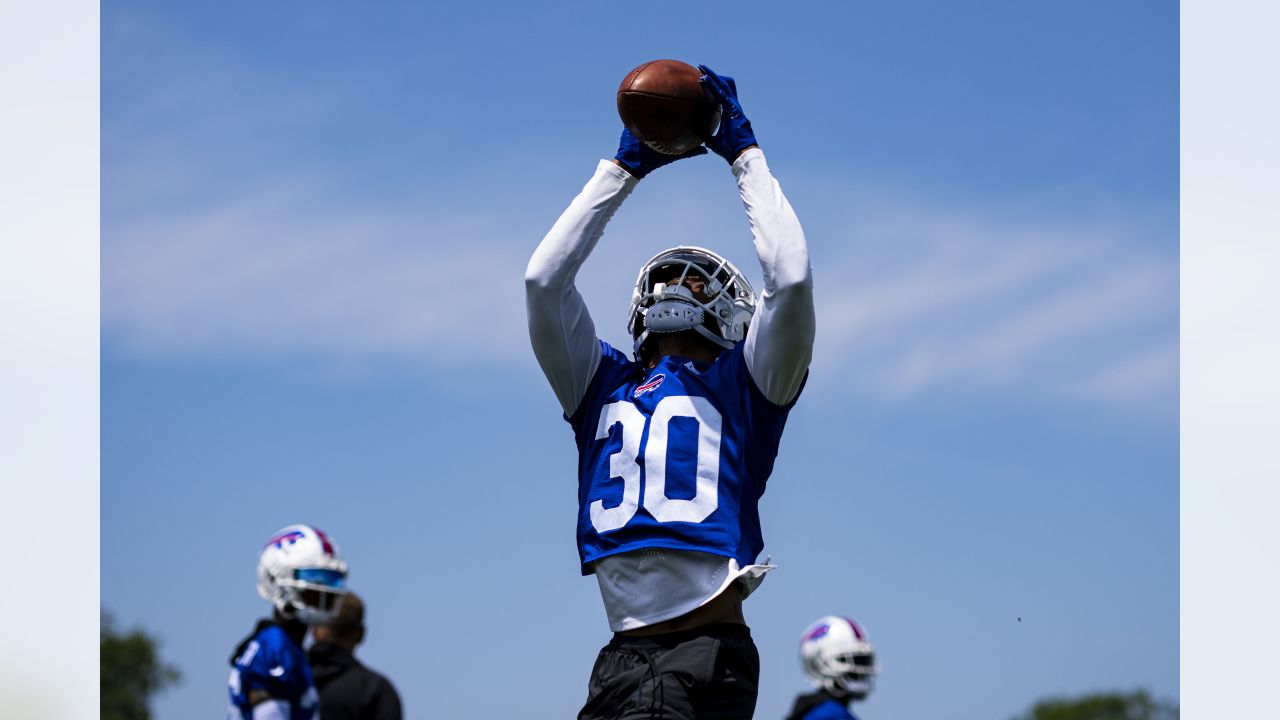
[
  {"left": 0, "top": 0, "right": 99, "bottom": 716},
  {"left": 1182, "top": 0, "right": 1280, "bottom": 717}
]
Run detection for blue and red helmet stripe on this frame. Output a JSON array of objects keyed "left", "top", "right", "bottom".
[
  {"left": 312, "top": 527, "right": 336, "bottom": 556},
  {"left": 804, "top": 623, "right": 832, "bottom": 642},
  {"left": 265, "top": 530, "right": 306, "bottom": 549}
]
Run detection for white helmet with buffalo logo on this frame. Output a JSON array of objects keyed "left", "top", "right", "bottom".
[
  {"left": 800, "top": 615, "right": 879, "bottom": 700},
  {"left": 256, "top": 524, "right": 349, "bottom": 625}
]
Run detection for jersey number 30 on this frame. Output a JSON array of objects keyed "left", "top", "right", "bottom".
[{"left": 591, "top": 396, "right": 722, "bottom": 533}]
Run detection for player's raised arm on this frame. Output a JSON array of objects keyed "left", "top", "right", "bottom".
[
  {"left": 524, "top": 153, "right": 632, "bottom": 417},
  {"left": 700, "top": 65, "right": 815, "bottom": 407},
  {"left": 524, "top": 129, "right": 703, "bottom": 416}
]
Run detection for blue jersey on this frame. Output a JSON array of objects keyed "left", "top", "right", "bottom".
[
  {"left": 227, "top": 620, "right": 319, "bottom": 720},
  {"left": 567, "top": 340, "right": 800, "bottom": 573},
  {"left": 804, "top": 699, "right": 858, "bottom": 720},
  {"left": 786, "top": 691, "right": 859, "bottom": 720}
]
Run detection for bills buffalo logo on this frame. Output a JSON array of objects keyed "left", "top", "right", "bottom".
[
  {"left": 264, "top": 527, "right": 335, "bottom": 556},
  {"left": 804, "top": 623, "right": 832, "bottom": 642},
  {"left": 634, "top": 374, "right": 665, "bottom": 397},
  {"left": 266, "top": 530, "right": 306, "bottom": 549}
]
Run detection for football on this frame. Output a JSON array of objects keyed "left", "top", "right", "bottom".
[{"left": 617, "top": 59, "right": 719, "bottom": 155}]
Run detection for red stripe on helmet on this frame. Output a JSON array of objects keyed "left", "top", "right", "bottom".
[{"left": 313, "top": 527, "right": 335, "bottom": 556}]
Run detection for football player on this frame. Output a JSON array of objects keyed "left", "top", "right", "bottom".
[
  {"left": 786, "top": 616, "right": 880, "bottom": 720},
  {"left": 526, "top": 65, "right": 814, "bottom": 719},
  {"left": 228, "top": 524, "right": 349, "bottom": 720}
]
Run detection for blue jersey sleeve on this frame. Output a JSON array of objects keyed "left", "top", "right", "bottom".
[
  {"left": 566, "top": 340, "right": 636, "bottom": 429},
  {"left": 228, "top": 625, "right": 317, "bottom": 719}
]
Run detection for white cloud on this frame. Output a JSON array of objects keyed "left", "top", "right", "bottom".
[
  {"left": 104, "top": 181, "right": 531, "bottom": 366},
  {"left": 808, "top": 200, "right": 1177, "bottom": 408},
  {"left": 104, "top": 173, "right": 1177, "bottom": 416},
  {"left": 1069, "top": 343, "right": 1179, "bottom": 403}
]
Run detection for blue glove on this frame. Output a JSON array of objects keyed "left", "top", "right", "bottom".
[
  {"left": 613, "top": 127, "right": 706, "bottom": 179},
  {"left": 698, "top": 64, "right": 759, "bottom": 163}
]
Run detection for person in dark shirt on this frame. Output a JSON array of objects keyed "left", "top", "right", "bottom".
[{"left": 307, "top": 592, "right": 403, "bottom": 720}]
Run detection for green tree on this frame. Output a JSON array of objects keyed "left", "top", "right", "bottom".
[
  {"left": 101, "top": 610, "right": 181, "bottom": 720},
  {"left": 1013, "top": 690, "right": 1178, "bottom": 720}
]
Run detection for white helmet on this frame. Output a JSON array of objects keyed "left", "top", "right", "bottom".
[
  {"left": 800, "top": 615, "right": 879, "bottom": 700},
  {"left": 627, "top": 246, "right": 756, "bottom": 360},
  {"left": 256, "top": 524, "right": 349, "bottom": 625}
]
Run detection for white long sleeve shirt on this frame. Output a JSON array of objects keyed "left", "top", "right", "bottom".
[{"left": 525, "top": 148, "right": 814, "bottom": 631}]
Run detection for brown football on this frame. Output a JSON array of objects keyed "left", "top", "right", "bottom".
[{"left": 617, "top": 59, "right": 718, "bottom": 155}]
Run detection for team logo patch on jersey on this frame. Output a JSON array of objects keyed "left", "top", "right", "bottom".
[
  {"left": 805, "top": 623, "right": 832, "bottom": 642},
  {"left": 634, "top": 374, "right": 665, "bottom": 397}
]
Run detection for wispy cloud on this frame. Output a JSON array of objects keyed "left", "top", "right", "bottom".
[
  {"left": 810, "top": 199, "right": 1177, "bottom": 409},
  {"left": 104, "top": 170, "right": 1177, "bottom": 415},
  {"left": 104, "top": 181, "right": 532, "bottom": 366}
]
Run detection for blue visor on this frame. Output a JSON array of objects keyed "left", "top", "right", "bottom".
[{"left": 294, "top": 568, "right": 346, "bottom": 587}]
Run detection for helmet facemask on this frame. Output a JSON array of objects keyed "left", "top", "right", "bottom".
[
  {"left": 274, "top": 567, "right": 348, "bottom": 625},
  {"left": 820, "top": 650, "right": 877, "bottom": 699},
  {"left": 627, "top": 247, "right": 756, "bottom": 361}
]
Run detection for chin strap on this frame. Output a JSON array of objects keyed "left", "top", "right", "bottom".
[
  {"left": 632, "top": 319, "right": 734, "bottom": 359},
  {"left": 693, "top": 324, "right": 734, "bottom": 350},
  {"left": 632, "top": 329, "right": 651, "bottom": 358}
]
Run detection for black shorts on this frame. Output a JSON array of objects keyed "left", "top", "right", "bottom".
[{"left": 578, "top": 623, "right": 760, "bottom": 720}]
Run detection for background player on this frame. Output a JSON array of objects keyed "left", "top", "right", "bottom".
[
  {"left": 308, "top": 591, "right": 404, "bottom": 720},
  {"left": 525, "top": 65, "right": 814, "bottom": 718},
  {"left": 228, "top": 524, "right": 350, "bottom": 720},
  {"left": 786, "top": 616, "right": 880, "bottom": 720}
]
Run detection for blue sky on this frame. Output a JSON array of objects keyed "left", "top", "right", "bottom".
[{"left": 102, "top": 2, "right": 1178, "bottom": 718}]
